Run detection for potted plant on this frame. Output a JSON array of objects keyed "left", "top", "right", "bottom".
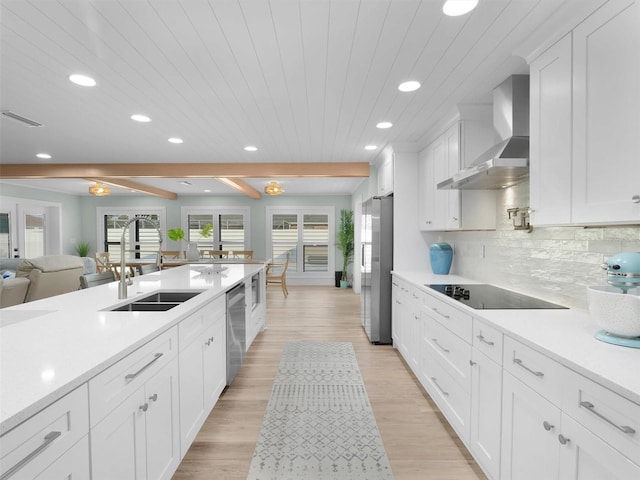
[
  {"left": 200, "top": 223, "right": 213, "bottom": 240},
  {"left": 75, "top": 241, "right": 90, "bottom": 257},
  {"left": 336, "top": 209, "right": 354, "bottom": 288}
]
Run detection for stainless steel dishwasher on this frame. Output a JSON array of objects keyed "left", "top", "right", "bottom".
[{"left": 226, "top": 283, "right": 246, "bottom": 385}]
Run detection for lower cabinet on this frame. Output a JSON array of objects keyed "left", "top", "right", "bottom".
[
  {"left": 392, "top": 278, "right": 640, "bottom": 480},
  {"left": 0, "top": 385, "right": 89, "bottom": 480},
  {"left": 501, "top": 371, "right": 561, "bottom": 480},
  {"left": 179, "top": 308, "right": 226, "bottom": 455},
  {"left": 91, "top": 357, "right": 180, "bottom": 480},
  {"left": 469, "top": 348, "right": 502, "bottom": 479}
]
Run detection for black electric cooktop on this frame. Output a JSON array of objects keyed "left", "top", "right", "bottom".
[{"left": 426, "top": 284, "right": 567, "bottom": 310}]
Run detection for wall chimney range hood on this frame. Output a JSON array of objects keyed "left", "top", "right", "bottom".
[{"left": 438, "top": 75, "right": 530, "bottom": 190}]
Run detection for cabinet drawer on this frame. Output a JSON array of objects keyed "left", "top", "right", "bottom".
[
  {"left": 503, "top": 336, "right": 564, "bottom": 405},
  {"left": 89, "top": 326, "right": 178, "bottom": 427},
  {"left": 472, "top": 319, "right": 503, "bottom": 365},
  {"left": 422, "top": 292, "right": 472, "bottom": 342},
  {"left": 0, "top": 385, "right": 89, "bottom": 480},
  {"left": 422, "top": 346, "right": 470, "bottom": 443},
  {"left": 179, "top": 296, "right": 225, "bottom": 349},
  {"left": 562, "top": 369, "right": 640, "bottom": 465},
  {"left": 423, "top": 315, "right": 471, "bottom": 392}
]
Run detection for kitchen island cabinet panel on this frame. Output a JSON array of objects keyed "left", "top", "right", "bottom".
[
  {"left": 0, "top": 385, "right": 89, "bottom": 480},
  {"left": 91, "top": 357, "right": 180, "bottom": 480},
  {"left": 179, "top": 306, "right": 226, "bottom": 456}
]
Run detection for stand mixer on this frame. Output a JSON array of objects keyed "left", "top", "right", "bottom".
[{"left": 588, "top": 252, "right": 640, "bottom": 348}]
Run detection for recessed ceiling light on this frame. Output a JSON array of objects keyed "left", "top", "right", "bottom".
[
  {"left": 131, "top": 114, "right": 151, "bottom": 123},
  {"left": 36, "top": 153, "right": 52, "bottom": 159},
  {"left": 244, "top": 145, "right": 258, "bottom": 151},
  {"left": 442, "top": 0, "right": 478, "bottom": 17},
  {"left": 365, "top": 145, "right": 378, "bottom": 151},
  {"left": 376, "top": 122, "right": 393, "bottom": 129},
  {"left": 204, "top": 189, "right": 211, "bottom": 193},
  {"left": 69, "top": 74, "right": 96, "bottom": 87},
  {"left": 168, "top": 137, "right": 183, "bottom": 144},
  {"left": 398, "top": 80, "right": 421, "bottom": 92}
]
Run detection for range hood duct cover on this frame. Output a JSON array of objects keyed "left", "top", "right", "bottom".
[{"left": 438, "top": 75, "right": 530, "bottom": 190}]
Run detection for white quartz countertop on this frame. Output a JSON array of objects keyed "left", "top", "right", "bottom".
[
  {"left": 392, "top": 270, "right": 640, "bottom": 406},
  {"left": 0, "top": 263, "right": 265, "bottom": 435}
]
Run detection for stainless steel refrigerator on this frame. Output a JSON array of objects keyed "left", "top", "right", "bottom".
[{"left": 361, "top": 196, "right": 393, "bottom": 344}]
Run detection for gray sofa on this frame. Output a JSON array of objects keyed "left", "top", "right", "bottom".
[{"left": 1, "top": 255, "right": 96, "bottom": 308}]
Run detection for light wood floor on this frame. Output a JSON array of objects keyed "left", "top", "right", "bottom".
[{"left": 172, "top": 286, "right": 487, "bottom": 480}]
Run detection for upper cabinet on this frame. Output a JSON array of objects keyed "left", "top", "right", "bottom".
[
  {"left": 530, "top": 0, "right": 640, "bottom": 225},
  {"left": 572, "top": 0, "right": 640, "bottom": 224},
  {"left": 419, "top": 118, "right": 496, "bottom": 231},
  {"left": 529, "top": 33, "right": 573, "bottom": 226},
  {"left": 377, "top": 150, "right": 394, "bottom": 197}
]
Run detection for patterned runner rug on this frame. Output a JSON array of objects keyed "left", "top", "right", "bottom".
[{"left": 247, "top": 342, "right": 394, "bottom": 479}]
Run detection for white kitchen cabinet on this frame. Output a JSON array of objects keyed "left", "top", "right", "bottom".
[
  {"left": 529, "top": 33, "right": 573, "bottom": 226},
  {"left": 419, "top": 139, "right": 444, "bottom": 230},
  {"left": 91, "top": 356, "right": 180, "bottom": 480},
  {"left": 377, "top": 153, "right": 394, "bottom": 196},
  {"left": 392, "top": 278, "right": 411, "bottom": 361},
  {"left": 246, "top": 271, "right": 266, "bottom": 349},
  {"left": 558, "top": 414, "right": 640, "bottom": 480},
  {"left": 469, "top": 321, "right": 503, "bottom": 480},
  {"left": 0, "top": 385, "right": 89, "bottom": 480},
  {"left": 571, "top": 0, "right": 640, "bottom": 224},
  {"left": 501, "top": 371, "right": 562, "bottom": 480},
  {"left": 178, "top": 296, "right": 226, "bottom": 456},
  {"left": 419, "top": 120, "right": 496, "bottom": 232}
]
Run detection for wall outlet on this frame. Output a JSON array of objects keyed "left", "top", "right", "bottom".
[{"left": 480, "top": 245, "right": 486, "bottom": 258}]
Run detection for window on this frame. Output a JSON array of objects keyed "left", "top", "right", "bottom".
[
  {"left": 183, "top": 208, "right": 249, "bottom": 252},
  {"left": 97, "top": 208, "right": 165, "bottom": 263},
  {"left": 267, "top": 207, "right": 335, "bottom": 282}
]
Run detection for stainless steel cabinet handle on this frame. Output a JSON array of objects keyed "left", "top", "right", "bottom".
[
  {"left": 543, "top": 421, "right": 554, "bottom": 431},
  {"left": 431, "top": 377, "right": 449, "bottom": 397},
  {"left": 392, "top": 282, "right": 399, "bottom": 287},
  {"left": 431, "top": 308, "right": 450, "bottom": 319},
  {"left": 125, "top": 353, "right": 163, "bottom": 382},
  {"left": 205, "top": 339, "right": 211, "bottom": 346},
  {"left": 477, "top": 334, "right": 495, "bottom": 346},
  {"left": 580, "top": 401, "right": 636, "bottom": 434},
  {"left": 413, "top": 293, "right": 419, "bottom": 299},
  {"left": 140, "top": 403, "right": 149, "bottom": 412},
  {"left": 469, "top": 360, "right": 477, "bottom": 366},
  {"left": 0, "top": 431, "right": 61, "bottom": 480},
  {"left": 432, "top": 338, "right": 450, "bottom": 353},
  {"left": 632, "top": 194, "right": 640, "bottom": 204},
  {"left": 558, "top": 434, "right": 570, "bottom": 445},
  {"left": 149, "top": 393, "right": 158, "bottom": 402},
  {"left": 513, "top": 358, "right": 544, "bottom": 377}
]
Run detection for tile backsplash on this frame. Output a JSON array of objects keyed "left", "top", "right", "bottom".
[{"left": 421, "top": 184, "right": 640, "bottom": 310}]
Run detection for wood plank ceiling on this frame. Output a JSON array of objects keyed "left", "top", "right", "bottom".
[{"left": 0, "top": 0, "right": 580, "bottom": 197}]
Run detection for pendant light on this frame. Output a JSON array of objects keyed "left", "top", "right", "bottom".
[
  {"left": 89, "top": 182, "right": 111, "bottom": 196},
  {"left": 264, "top": 181, "right": 284, "bottom": 196}
]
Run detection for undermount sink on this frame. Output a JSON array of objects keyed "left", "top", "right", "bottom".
[
  {"left": 135, "top": 291, "right": 202, "bottom": 303},
  {"left": 111, "top": 302, "right": 181, "bottom": 312},
  {"left": 108, "top": 291, "right": 203, "bottom": 312}
]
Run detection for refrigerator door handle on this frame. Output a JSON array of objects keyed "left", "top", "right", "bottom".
[{"left": 361, "top": 244, "right": 365, "bottom": 267}]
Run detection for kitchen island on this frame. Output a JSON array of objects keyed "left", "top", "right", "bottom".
[
  {"left": 0, "top": 262, "right": 265, "bottom": 479},
  {"left": 392, "top": 270, "right": 640, "bottom": 480}
]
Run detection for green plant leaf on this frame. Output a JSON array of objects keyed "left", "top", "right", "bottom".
[
  {"left": 75, "top": 241, "right": 90, "bottom": 257},
  {"left": 200, "top": 223, "right": 213, "bottom": 238},
  {"left": 167, "top": 228, "right": 185, "bottom": 242}
]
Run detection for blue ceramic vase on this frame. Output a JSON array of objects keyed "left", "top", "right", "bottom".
[{"left": 430, "top": 243, "right": 453, "bottom": 274}]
